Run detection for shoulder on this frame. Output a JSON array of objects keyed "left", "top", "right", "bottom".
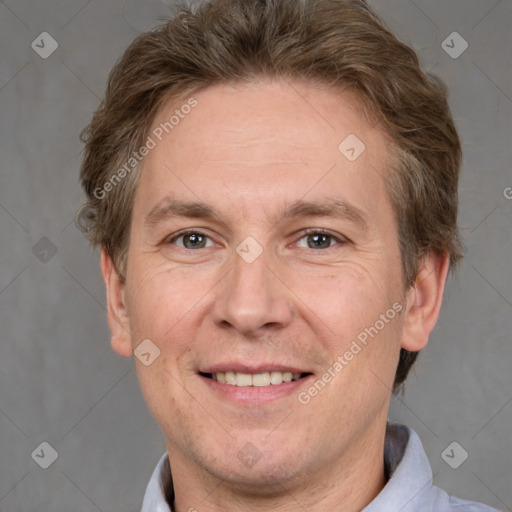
[
  {"left": 431, "top": 485, "right": 502, "bottom": 512},
  {"left": 371, "top": 424, "right": 502, "bottom": 512}
]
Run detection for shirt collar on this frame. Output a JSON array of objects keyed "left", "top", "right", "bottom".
[
  {"left": 140, "top": 453, "right": 173, "bottom": 512},
  {"left": 141, "top": 423, "right": 430, "bottom": 512},
  {"left": 363, "top": 423, "right": 433, "bottom": 512}
]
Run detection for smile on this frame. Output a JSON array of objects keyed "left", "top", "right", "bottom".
[{"left": 202, "top": 371, "right": 309, "bottom": 387}]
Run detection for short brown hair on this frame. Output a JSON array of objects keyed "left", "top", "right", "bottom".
[{"left": 77, "top": 0, "right": 463, "bottom": 391}]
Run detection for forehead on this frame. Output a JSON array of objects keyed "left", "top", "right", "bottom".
[
  {"left": 151, "top": 80, "right": 379, "bottom": 160},
  {"left": 134, "top": 79, "right": 392, "bottom": 223}
]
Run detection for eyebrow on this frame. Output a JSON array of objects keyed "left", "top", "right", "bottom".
[
  {"left": 278, "top": 198, "right": 368, "bottom": 230},
  {"left": 144, "top": 196, "right": 369, "bottom": 232},
  {"left": 145, "top": 198, "right": 224, "bottom": 230}
]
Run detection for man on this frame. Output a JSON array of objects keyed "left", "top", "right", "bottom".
[{"left": 77, "top": 0, "right": 500, "bottom": 510}]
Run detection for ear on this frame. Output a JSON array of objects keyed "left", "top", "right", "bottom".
[
  {"left": 100, "top": 248, "right": 133, "bottom": 358},
  {"left": 400, "top": 252, "right": 450, "bottom": 352}
]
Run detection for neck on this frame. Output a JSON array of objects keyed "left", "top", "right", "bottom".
[{"left": 167, "top": 419, "right": 388, "bottom": 512}]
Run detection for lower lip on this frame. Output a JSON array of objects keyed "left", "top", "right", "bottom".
[{"left": 199, "top": 374, "right": 312, "bottom": 405}]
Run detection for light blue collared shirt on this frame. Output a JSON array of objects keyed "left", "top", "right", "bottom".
[{"left": 140, "top": 423, "right": 501, "bottom": 512}]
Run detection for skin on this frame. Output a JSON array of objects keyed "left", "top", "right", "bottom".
[{"left": 101, "top": 79, "right": 449, "bottom": 512}]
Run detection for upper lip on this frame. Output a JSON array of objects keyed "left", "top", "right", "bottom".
[{"left": 200, "top": 363, "right": 311, "bottom": 374}]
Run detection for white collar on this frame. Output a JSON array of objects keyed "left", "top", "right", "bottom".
[{"left": 140, "top": 423, "right": 498, "bottom": 512}]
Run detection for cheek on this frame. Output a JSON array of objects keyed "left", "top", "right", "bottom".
[
  {"left": 134, "top": 353, "right": 192, "bottom": 440},
  {"left": 292, "top": 262, "right": 399, "bottom": 336},
  {"left": 302, "top": 264, "right": 404, "bottom": 382},
  {"left": 124, "top": 268, "right": 202, "bottom": 400},
  {"left": 126, "top": 263, "right": 199, "bottom": 338},
  {"left": 321, "top": 308, "right": 404, "bottom": 420}
]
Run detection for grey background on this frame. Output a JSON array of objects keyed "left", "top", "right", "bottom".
[{"left": 0, "top": 0, "right": 510, "bottom": 510}]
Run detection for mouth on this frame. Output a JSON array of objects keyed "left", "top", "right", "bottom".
[{"left": 199, "top": 370, "right": 312, "bottom": 387}]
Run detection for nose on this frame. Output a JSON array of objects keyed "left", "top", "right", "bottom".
[{"left": 212, "top": 245, "right": 293, "bottom": 337}]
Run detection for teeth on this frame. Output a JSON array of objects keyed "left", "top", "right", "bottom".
[
  {"left": 236, "top": 373, "right": 253, "bottom": 387},
  {"left": 283, "top": 372, "right": 293, "bottom": 383},
  {"left": 270, "top": 371, "right": 283, "bottom": 385},
  {"left": 252, "top": 372, "right": 270, "bottom": 387},
  {"left": 212, "top": 371, "right": 303, "bottom": 387},
  {"left": 225, "top": 371, "right": 236, "bottom": 385}
]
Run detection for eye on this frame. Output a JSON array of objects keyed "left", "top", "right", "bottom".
[
  {"left": 167, "top": 231, "right": 215, "bottom": 250},
  {"left": 296, "top": 229, "right": 346, "bottom": 250}
]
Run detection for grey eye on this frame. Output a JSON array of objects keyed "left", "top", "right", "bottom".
[
  {"left": 172, "top": 232, "right": 214, "bottom": 249},
  {"left": 296, "top": 231, "right": 341, "bottom": 250}
]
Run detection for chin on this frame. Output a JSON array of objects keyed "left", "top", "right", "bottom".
[{"left": 196, "top": 439, "right": 310, "bottom": 492}]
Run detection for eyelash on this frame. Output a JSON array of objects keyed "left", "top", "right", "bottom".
[
  {"left": 298, "top": 229, "right": 347, "bottom": 248},
  {"left": 165, "top": 229, "right": 347, "bottom": 251}
]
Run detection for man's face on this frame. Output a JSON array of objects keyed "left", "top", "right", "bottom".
[{"left": 116, "top": 80, "right": 411, "bottom": 486}]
